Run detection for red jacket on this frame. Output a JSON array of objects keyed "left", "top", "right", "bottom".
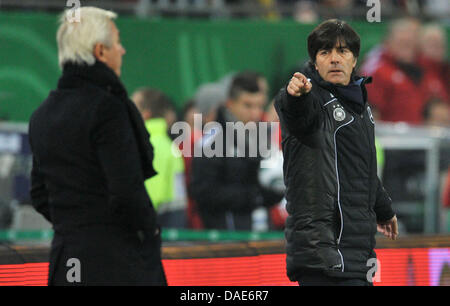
[
  {"left": 179, "top": 129, "right": 204, "bottom": 229},
  {"left": 365, "top": 52, "right": 428, "bottom": 124},
  {"left": 418, "top": 55, "right": 450, "bottom": 104}
]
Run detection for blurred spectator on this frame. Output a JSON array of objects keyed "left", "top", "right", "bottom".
[
  {"left": 177, "top": 81, "right": 229, "bottom": 229},
  {"left": 189, "top": 71, "right": 284, "bottom": 230},
  {"left": 261, "top": 99, "right": 288, "bottom": 230},
  {"left": 320, "top": 0, "right": 354, "bottom": 19},
  {"left": 181, "top": 99, "right": 198, "bottom": 132},
  {"left": 179, "top": 99, "right": 204, "bottom": 229},
  {"left": 258, "top": 0, "right": 280, "bottom": 20},
  {"left": 418, "top": 24, "right": 450, "bottom": 105},
  {"left": 279, "top": 0, "right": 355, "bottom": 20},
  {"left": 165, "top": 103, "right": 178, "bottom": 131},
  {"left": 364, "top": 17, "right": 430, "bottom": 124},
  {"left": 422, "top": 98, "right": 450, "bottom": 128},
  {"left": 163, "top": 96, "right": 178, "bottom": 140},
  {"left": 262, "top": 99, "right": 279, "bottom": 123},
  {"left": 293, "top": 1, "right": 319, "bottom": 23},
  {"left": 360, "top": 17, "right": 422, "bottom": 75},
  {"left": 132, "top": 88, "right": 187, "bottom": 229},
  {"left": 321, "top": 0, "right": 353, "bottom": 8},
  {"left": 391, "top": 0, "right": 422, "bottom": 15},
  {"left": 423, "top": 0, "right": 450, "bottom": 22},
  {"left": 193, "top": 81, "right": 228, "bottom": 124},
  {"left": 360, "top": 16, "right": 421, "bottom": 78},
  {"left": 251, "top": 70, "right": 270, "bottom": 98}
]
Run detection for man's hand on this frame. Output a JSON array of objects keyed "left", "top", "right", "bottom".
[
  {"left": 287, "top": 72, "right": 312, "bottom": 97},
  {"left": 377, "top": 215, "right": 398, "bottom": 240}
]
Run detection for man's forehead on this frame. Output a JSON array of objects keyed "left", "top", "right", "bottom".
[
  {"left": 319, "top": 40, "right": 349, "bottom": 50},
  {"left": 110, "top": 20, "right": 119, "bottom": 33},
  {"left": 132, "top": 91, "right": 143, "bottom": 103},
  {"left": 238, "top": 92, "right": 266, "bottom": 105}
]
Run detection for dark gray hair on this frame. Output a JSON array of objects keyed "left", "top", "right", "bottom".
[{"left": 307, "top": 19, "right": 361, "bottom": 63}]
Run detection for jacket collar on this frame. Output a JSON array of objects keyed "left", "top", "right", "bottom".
[
  {"left": 303, "top": 62, "right": 372, "bottom": 114},
  {"left": 58, "top": 60, "right": 128, "bottom": 98},
  {"left": 58, "top": 60, "right": 157, "bottom": 179}
]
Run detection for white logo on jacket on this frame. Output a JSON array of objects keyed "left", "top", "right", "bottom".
[{"left": 333, "top": 107, "right": 346, "bottom": 122}]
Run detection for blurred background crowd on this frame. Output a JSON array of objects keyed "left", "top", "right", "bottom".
[
  {"left": 0, "top": 0, "right": 449, "bottom": 237},
  {"left": 0, "top": 0, "right": 449, "bottom": 22}
]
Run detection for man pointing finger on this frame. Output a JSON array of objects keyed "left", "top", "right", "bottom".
[
  {"left": 274, "top": 19, "right": 397, "bottom": 286},
  {"left": 287, "top": 72, "right": 312, "bottom": 97}
]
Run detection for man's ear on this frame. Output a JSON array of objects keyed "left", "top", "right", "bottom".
[
  {"left": 93, "top": 43, "right": 106, "bottom": 62},
  {"left": 353, "top": 57, "right": 358, "bottom": 69}
]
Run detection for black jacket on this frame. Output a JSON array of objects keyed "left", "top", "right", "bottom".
[
  {"left": 189, "top": 106, "right": 284, "bottom": 230},
  {"left": 28, "top": 61, "right": 165, "bottom": 285},
  {"left": 274, "top": 63, "right": 395, "bottom": 281}
]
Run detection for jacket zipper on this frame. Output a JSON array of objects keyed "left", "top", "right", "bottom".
[
  {"left": 360, "top": 106, "right": 374, "bottom": 211},
  {"left": 362, "top": 105, "right": 377, "bottom": 251},
  {"left": 333, "top": 116, "right": 354, "bottom": 272}
]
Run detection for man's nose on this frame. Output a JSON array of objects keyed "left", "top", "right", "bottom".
[
  {"left": 252, "top": 108, "right": 263, "bottom": 121},
  {"left": 330, "top": 49, "right": 340, "bottom": 64}
]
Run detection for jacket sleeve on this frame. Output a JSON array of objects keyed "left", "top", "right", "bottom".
[
  {"left": 374, "top": 176, "right": 396, "bottom": 223},
  {"left": 92, "top": 97, "right": 157, "bottom": 234},
  {"left": 273, "top": 86, "right": 323, "bottom": 139},
  {"left": 30, "top": 156, "right": 51, "bottom": 222}
]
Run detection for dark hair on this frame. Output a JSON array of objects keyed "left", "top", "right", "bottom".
[
  {"left": 134, "top": 88, "right": 175, "bottom": 118},
  {"left": 307, "top": 19, "right": 360, "bottom": 63},
  {"left": 182, "top": 99, "right": 196, "bottom": 118},
  {"left": 228, "top": 71, "right": 262, "bottom": 100}
]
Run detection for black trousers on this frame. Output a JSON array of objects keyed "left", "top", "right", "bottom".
[
  {"left": 298, "top": 272, "right": 373, "bottom": 286},
  {"left": 48, "top": 226, "right": 167, "bottom": 286}
]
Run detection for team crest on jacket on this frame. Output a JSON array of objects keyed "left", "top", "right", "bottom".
[{"left": 333, "top": 107, "right": 346, "bottom": 122}]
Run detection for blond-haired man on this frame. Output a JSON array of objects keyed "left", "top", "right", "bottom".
[{"left": 29, "top": 7, "right": 166, "bottom": 285}]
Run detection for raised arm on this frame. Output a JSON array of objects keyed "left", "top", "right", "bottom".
[{"left": 274, "top": 72, "right": 322, "bottom": 139}]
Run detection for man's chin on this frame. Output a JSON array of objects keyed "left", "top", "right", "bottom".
[{"left": 326, "top": 77, "right": 349, "bottom": 86}]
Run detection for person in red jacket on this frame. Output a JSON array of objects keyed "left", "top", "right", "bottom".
[
  {"left": 418, "top": 23, "right": 450, "bottom": 105},
  {"left": 364, "top": 18, "right": 429, "bottom": 125},
  {"left": 179, "top": 100, "right": 205, "bottom": 229}
]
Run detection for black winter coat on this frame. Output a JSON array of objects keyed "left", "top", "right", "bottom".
[
  {"left": 28, "top": 61, "right": 166, "bottom": 285},
  {"left": 274, "top": 63, "right": 395, "bottom": 281},
  {"left": 189, "top": 106, "right": 284, "bottom": 230}
]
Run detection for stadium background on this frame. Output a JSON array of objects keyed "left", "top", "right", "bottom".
[
  {"left": 0, "top": 0, "right": 449, "bottom": 286},
  {"left": 0, "top": 12, "right": 399, "bottom": 122}
]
